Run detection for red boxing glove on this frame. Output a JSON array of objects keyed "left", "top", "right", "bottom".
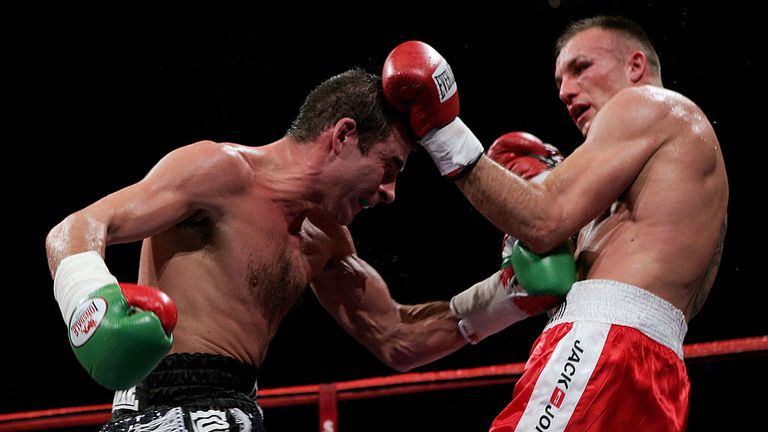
[
  {"left": 382, "top": 40, "right": 459, "bottom": 137},
  {"left": 487, "top": 132, "right": 563, "bottom": 181},
  {"left": 383, "top": 41, "right": 482, "bottom": 179},
  {"left": 120, "top": 283, "right": 178, "bottom": 336}
]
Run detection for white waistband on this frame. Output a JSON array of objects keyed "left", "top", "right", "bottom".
[{"left": 545, "top": 279, "right": 688, "bottom": 358}]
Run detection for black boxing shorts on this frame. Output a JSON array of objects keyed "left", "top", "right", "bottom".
[{"left": 101, "top": 353, "right": 265, "bottom": 432}]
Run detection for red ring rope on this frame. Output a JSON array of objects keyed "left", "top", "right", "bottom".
[{"left": 1, "top": 336, "right": 765, "bottom": 432}]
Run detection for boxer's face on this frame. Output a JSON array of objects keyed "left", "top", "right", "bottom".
[
  {"left": 555, "top": 28, "right": 632, "bottom": 137},
  {"left": 330, "top": 123, "right": 411, "bottom": 225}
]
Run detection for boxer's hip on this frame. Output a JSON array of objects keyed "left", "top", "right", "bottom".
[
  {"left": 546, "top": 279, "right": 687, "bottom": 358},
  {"left": 104, "top": 353, "right": 263, "bottom": 432}
]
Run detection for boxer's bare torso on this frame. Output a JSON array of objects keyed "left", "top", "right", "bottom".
[
  {"left": 458, "top": 28, "right": 728, "bottom": 321},
  {"left": 574, "top": 88, "right": 728, "bottom": 320},
  {"left": 135, "top": 138, "right": 407, "bottom": 368},
  {"left": 140, "top": 184, "right": 316, "bottom": 368}
]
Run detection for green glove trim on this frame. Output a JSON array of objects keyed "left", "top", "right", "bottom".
[{"left": 509, "top": 240, "right": 576, "bottom": 297}]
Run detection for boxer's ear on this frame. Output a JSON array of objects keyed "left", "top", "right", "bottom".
[
  {"left": 331, "top": 117, "right": 358, "bottom": 155},
  {"left": 628, "top": 50, "right": 647, "bottom": 83}
]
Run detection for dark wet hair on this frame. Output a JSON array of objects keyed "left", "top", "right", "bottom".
[{"left": 287, "top": 68, "right": 406, "bottom": 154}]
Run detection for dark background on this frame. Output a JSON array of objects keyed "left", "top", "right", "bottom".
[{"left": 6, "top": 1, "right": 765, "bottom": 430}]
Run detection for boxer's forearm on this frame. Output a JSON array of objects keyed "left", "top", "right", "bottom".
[
  {"left": 377, "top": 301, "right": 467, "bottom": 371},
  {"left": 457, "top": 156, "right": 563, "bottom": 253}
]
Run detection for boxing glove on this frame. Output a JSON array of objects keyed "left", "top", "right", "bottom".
[
  {"left": 54, "top": 251, "right": 177, "bottom": 390},
  {"left": 450, "top": 232, "right": 573, "bottom": 345},
  {"left": 382, "top": 40, "right": 482, "bottom": 179},
  {"left": 449, "top": 133, "right": 574, "bottom": 343},
  {"left": 508, "top": 239, "right": 575, "bottom": 297},
  {"left": 487, "top": 131, "right": 563, "bottom": 181}
]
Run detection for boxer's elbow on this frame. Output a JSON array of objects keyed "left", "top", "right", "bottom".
[
  {"left": 45, "top": 214, "right": 81, "bottom": 259},
  {"left": 523, "top": 231, "right": 563, "bottom": 255},
  {"left": 520, "top": 213, "right": 571, "bottom": 254},
  {"left": 46, "top": 215, "right": 80, "bottom": 277},
  {"left": 45, "top": 220, "right": 65, "bottom": 254}
]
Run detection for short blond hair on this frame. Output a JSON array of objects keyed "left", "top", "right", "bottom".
[{"left": 556, "top": 15, "right": 661, "bottom": 79}]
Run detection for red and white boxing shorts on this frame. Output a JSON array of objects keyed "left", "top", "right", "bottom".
[{"left": 490, "top": 279, "right": 689, "bottom": 432}]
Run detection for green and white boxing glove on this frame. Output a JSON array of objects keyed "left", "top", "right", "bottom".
[
  {"left": 54, "top": 251, "right": 177, "bottom": 390},
  {"left": 450, "top": 235, "right": 575, "bottom": 344}
]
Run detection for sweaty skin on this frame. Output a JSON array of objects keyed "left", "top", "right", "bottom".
[
  {"left": 457, "top": 28, "right": 728, "bottom": 320},
  {"left": 47, "top": 119, "right": 465, "bottom": 371}
]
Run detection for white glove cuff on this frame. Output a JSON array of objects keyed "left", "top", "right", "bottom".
[
  {"left": 450, "top": 271, "right": 528, "bottom": 345},
  {"left": 54, "top": 251, "right": 118, "bottom": 323},
  {"left": 420, "top": 117, "right": 483, "bottom": 178}
]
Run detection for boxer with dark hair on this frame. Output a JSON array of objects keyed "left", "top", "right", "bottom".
[
  {"left": 47, "top": 67, "right": 566, "bottom": 432},
  {"left": 48, "top": 69, "right": 418, "bottom": 432}
]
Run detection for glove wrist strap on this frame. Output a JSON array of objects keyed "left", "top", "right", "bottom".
[
  {"left": 54, "top": 251, "right": 118, "bottom": 323},
  {"left": 450, "top": 271, "right": 529, "bottom": 345},
  {"left": 421, "top": 117, "right": 483, "bottom": 179},
  {"left": 456, "top": 318, "right": 481, "bottom": 345}
]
